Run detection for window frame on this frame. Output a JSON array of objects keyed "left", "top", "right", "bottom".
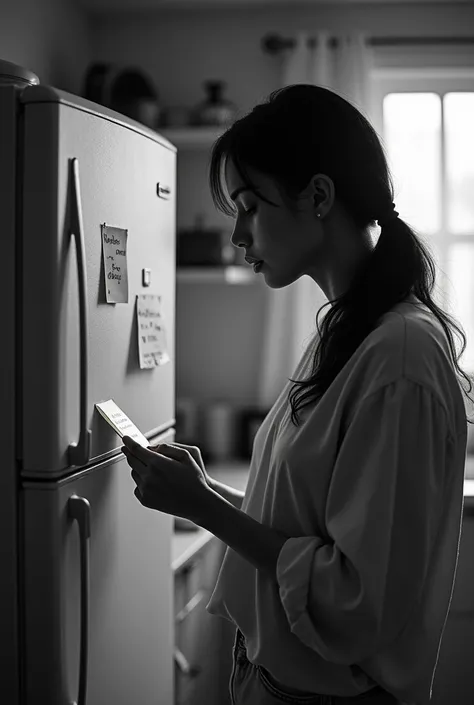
[{"left": 369, "top": 66, "right": 474, "bottom": 371}]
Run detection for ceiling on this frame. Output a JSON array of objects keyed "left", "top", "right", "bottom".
[{"left": 76, "top": 0, "right": 474, "bottom": 15}]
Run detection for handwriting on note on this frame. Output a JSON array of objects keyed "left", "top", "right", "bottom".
[
  {"left": 136, "top": 294, "right": 170, "bottom": 369},
  {"left": 95, "top": 399, "right": 149, "bottom": 447},
  {"left": 101, "top": 224, "right": 128, "bottom": 303}
]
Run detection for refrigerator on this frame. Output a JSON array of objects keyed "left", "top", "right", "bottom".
[{"left": 0, "top": 60, "right": 177, "bottom": 705}]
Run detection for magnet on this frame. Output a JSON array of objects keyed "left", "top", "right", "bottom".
[{"left": 142, "top": 268, "right": 151, "bottom": 287}]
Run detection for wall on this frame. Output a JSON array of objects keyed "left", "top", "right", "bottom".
[
  {"left": 0, "top": 0, "right": 90, "bottom": 92},
  {"left": 89, "top": 2, "right": 474, "bottom": 129},
  {"left": 89, "top": 4, "right": 474, "bottom": 418}
]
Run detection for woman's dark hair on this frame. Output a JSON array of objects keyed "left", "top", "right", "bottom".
[{"left": 208, "top": 84, "right": 474, "bottom": 427}]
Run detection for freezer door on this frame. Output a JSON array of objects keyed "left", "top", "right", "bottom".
[
  {"left": 20, "top": 87, "right": 176, "bottom": 475},
  {"left": 22, "top": 431, "right": 174, "bottom": 705}
]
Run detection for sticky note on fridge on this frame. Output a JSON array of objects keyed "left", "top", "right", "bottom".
[
  {"left": 95, "top": 399, "right": 149, "bottom": 448},
  {"left": 101, "top": 224, "right": 129, "bottom": 303},
  {"left": 136, "top": 294, "right": 170, "bottom": 369}
]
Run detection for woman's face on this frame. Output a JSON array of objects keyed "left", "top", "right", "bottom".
[
  {"left": 224, "top": 157, "right": 374, "bottom": 300},
  {"left": 225, "top": 158, "right": 331, "bottom": 290}
]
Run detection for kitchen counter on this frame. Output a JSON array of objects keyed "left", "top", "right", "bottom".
[{"left": 171, "top": 457, "right": 474, "bottom": 573}]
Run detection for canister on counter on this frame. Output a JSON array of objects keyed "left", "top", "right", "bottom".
[
  {"left": 175, "top": 397, "right": 199, "bottom": 445},
  {"left": 239, "top": 407, "right": 269, "bottom": 459},
  {"left": 200, "top": 400, "right": 238, "bottom": 462}
]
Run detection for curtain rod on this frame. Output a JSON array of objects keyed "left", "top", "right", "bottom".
[{"left": 262, "top": 33, "right": 474, "bottom": 53}]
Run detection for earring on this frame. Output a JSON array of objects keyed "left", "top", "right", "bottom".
[{"left": 316, "top": 212, "right": 321, "bottom": 218}]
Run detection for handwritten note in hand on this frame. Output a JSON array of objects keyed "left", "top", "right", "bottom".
[
  {"left": 95, "top": 399, "right": 149, "bottom": 447},
  {"left": 102, "top": 224, "right": 128, "bottom": 303},
  {"left": 136, "top": 294, "right": 170, "bottom": 369}
]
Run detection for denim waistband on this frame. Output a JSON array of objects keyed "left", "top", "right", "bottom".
[{"left": 234, "top": 629, "right": 403, "bottom": 705}]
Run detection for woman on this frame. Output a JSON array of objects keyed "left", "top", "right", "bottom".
[{"left": 122, "top": 84, "right": 473, "bottom": 705}]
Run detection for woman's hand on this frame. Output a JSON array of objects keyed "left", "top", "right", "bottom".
[
  {"left": 148, "top": 441, "right": 215, "bottom": 491},
  {"left": 121, "top": 436, "right": 213, "bottom": 522}
]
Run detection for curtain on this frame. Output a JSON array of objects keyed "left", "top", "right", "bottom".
[{"left": 257, "top": 30, "right": 376, "bottom": 409}]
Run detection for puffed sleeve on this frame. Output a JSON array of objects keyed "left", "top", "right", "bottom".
[{"left": 276, "top": 378, "right": 451, "bottom": 664}]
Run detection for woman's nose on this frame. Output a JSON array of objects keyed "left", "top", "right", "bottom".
[{"left": 230, "top": 222, "right": 247, "bottom": 249}]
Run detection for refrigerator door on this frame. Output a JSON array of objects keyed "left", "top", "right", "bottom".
[
  {"left": 20, "top": 86, "right": 176, "bottom": 476},
  {"left": 22, "top": 431, "right": 174, "bottom": 705}
]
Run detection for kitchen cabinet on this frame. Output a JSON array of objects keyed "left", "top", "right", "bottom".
[
  {"left": 172, "top": 463, "right": 249, "bottom": 705},
  {"left": 174, "top": 536, "right": 230, "bottom": 705}
]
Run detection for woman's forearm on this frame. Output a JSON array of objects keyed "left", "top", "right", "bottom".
[
  {"left": 207, "top": 477, "right": 245, "bottom": 510},
  {"left": 196, "top": 487, "right": 288, "bottom": 576}
]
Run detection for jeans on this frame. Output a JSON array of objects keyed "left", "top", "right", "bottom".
[{"left": 229, "top": 628, "right": 408, "bottom": 705}]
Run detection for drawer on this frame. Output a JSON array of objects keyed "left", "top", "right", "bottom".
[
  {"left": 174, "top": 537, "right": 222, "bottom": 616},
  {"left": 174, "top": 557, "right": 202, "bottom": 617},
  {"left": 200, "top": 537, "right": 226, "bottom": 590},
  {"left": 175, "top": 583, "right": 210, "bottom": 705},
  {"left": 173, "top": 538, "right": 227, "bottom": 704}
]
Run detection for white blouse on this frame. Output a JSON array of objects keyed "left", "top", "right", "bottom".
[{"left": 206, "top": 300, "right": 468, "bottom": 703}]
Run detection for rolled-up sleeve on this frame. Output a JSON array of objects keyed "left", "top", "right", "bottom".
[{"left": 276, "top": 377, "right": 451, "bottom": 664}]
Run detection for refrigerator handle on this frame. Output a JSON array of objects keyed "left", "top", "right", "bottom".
[
  {"left": 68, "top": 158, "right": 92, "bottom": 467},
  {"left": 68, "top": 494, "right": 91, "bottom": 705}
]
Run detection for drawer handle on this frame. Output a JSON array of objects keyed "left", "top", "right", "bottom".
[
  {"left": 175, "top": 588, "right": 206, "bottom": 624},
  {"left": 174, "top": 647, "right": 201, "bottom": 677}
]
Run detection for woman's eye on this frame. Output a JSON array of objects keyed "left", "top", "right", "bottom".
[{"left": 230, "top": 206, "right": 256, "bottom": 220}]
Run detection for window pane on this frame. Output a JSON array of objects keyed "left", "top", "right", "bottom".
[
  {"left": 383, "top": 93, "right": 441, "bottom": 235},
  {"left": 445, "top": 92, "right": 474, "bottom": 234},
  {"left": 445, "top": 241, "right": 474, "bottom": 374}
]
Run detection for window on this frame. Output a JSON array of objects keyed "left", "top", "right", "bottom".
[{"left": 370, "top": 68, "right": 474, "bottom": 374}]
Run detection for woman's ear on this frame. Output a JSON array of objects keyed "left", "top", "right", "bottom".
[{"left": 313, "top": 193, "right": 325, "bottom": 208}]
